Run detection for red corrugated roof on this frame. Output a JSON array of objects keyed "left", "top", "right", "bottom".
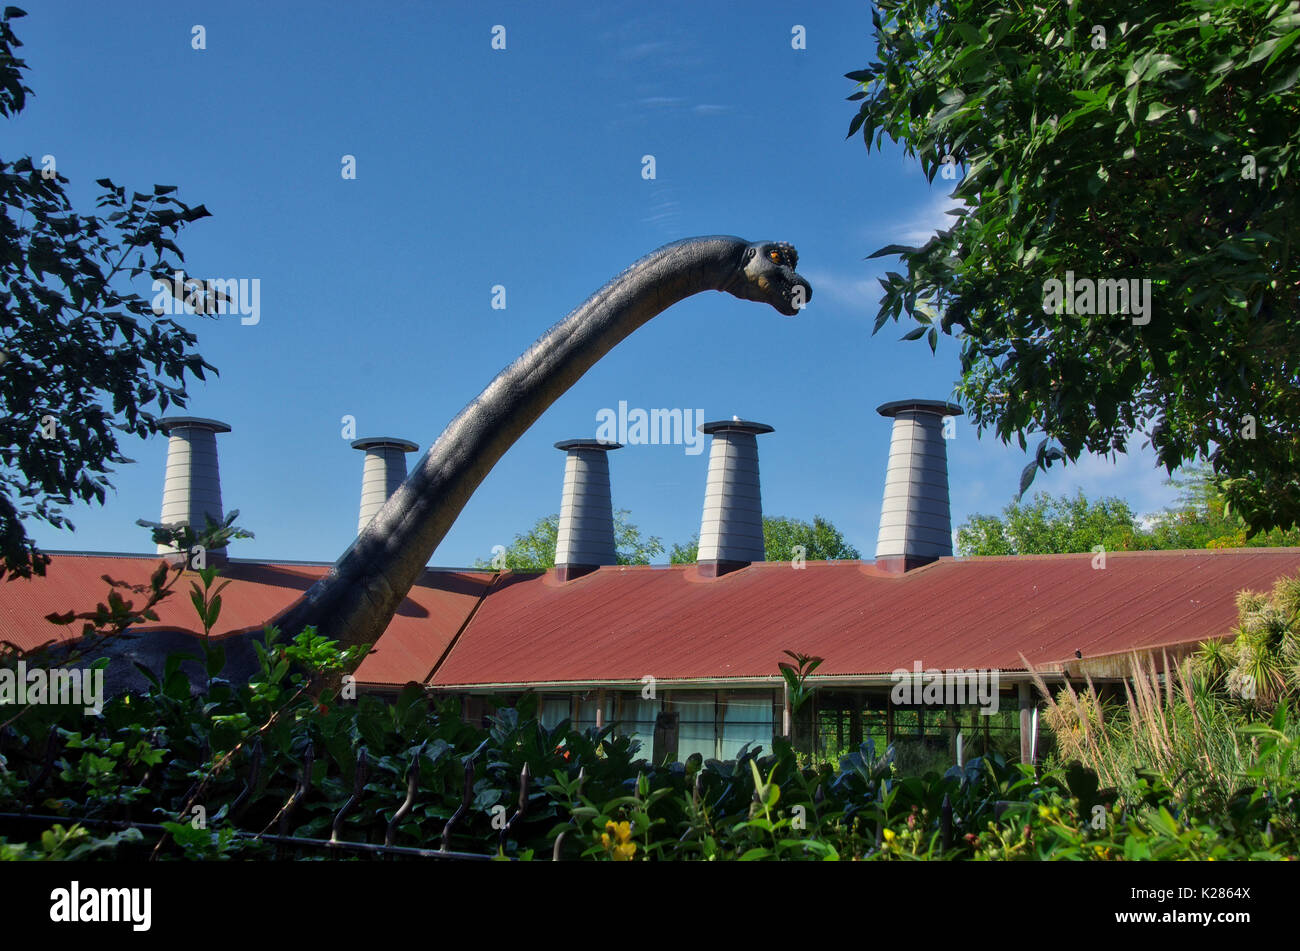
[
  {"left": 430, "top": 549, "right": 1300, "bottom": 687},
  {"left": 9, "top": 548, "right": 1300, "bottom": 693},
  {"left": 0, "top": 553, "right": 491, "bottom": 688}
]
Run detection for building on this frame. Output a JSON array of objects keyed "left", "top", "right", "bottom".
[{"left": 5, "top": 403, "right": 1298, "bottom": 767}]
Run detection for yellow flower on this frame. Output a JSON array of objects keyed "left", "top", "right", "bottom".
[
  {"left": 882, "top": 828, "right": 896, "bottom": 842},
  {"left": 600, "top": 819, "right": 636, "bottom": 859},
  {"left": 1037, "top": 805, "right": 1051, "bottom": 819}
]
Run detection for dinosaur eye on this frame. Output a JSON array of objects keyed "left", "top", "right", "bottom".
[{"left": 768, "top": 250, "right": 782, "bottom": 263}]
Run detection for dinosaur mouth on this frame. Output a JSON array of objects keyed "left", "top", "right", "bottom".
[{"left": 772, "top": 271, "right": 812, "bottom": 316}]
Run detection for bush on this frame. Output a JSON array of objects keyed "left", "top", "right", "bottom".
[{"left": 2, "top": 564, "right": 1297, "bottom": 860}]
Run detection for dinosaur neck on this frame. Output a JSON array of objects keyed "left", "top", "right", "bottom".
[{"left": 273, "top": 236, "right": 749, "bottom": 649}]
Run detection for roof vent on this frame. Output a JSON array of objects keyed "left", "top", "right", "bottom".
[
  {"left": 553, "top": 439, "right": 621, "bottom": 582},
  {"left": 352, "top": 437, "right": 419, "bottom": 535},
  {"left": 874, "top": 399, "right": 962, "bottom": 572},
  {"left": 696, "top": 419, "right": 772, "bottom": 578},
  {"left": 155, "top": 417, "right": 231, "bottom": 559}
]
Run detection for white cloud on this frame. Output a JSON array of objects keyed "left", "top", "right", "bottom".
[
  {"left": 799, "top": 269, "right": 880, "bottom": 311},
  {"left": 620, "top": 40, "right": 673, "bottom": 62},
  {"left": 862, "top": 189, "right": 969, "bottom": 250},
  {"left": 949, "top": 431, "right": 1183, "bottom": 525}
]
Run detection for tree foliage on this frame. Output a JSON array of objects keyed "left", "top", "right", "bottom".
[
  {"left": 669, "top": 515, "right": 861, "bottom": 564},
  {"left": 1147, "top": 466, "right": 1300, "bottom": 549},
  {"left": 473, "top": 510, "right": 664, "bottom": 571},
  {"left": 847, "top": 0, "right": 1300, "bottom": 532},
  {"left": 957, "top": 469, "right": 1300, "bottom": 556},
  {"left": 956, "top": 490, "right": 1141, "bottom": 556},
  {"left": 0, "top": 7, "right": 217, "bottom": 578}
]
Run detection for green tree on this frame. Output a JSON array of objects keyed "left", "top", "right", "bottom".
[
  {"left": 473, "top": 510, "right": 664, "bottom": 571},
  {"left": 847, "top": 0, "right": 1300, "bottom": 533},
  {"left": 957, "top": 471, "right": 1300, "bottom": 556},
  {"left": 1, "top": 7, "right": 217, "bottom": 578},
  {"left": 956, "top": 490, "right": 1142, "bottom": 556},
  {"left": 669, "top": 515, "right": 861, "bottom": 564},
  {"left": 1145, "top": 465, "right": 1300, "bottom": 549}
]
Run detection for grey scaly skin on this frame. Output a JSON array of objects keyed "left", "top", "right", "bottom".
[{"left": 271, "top": 236, "right": 811, "bottom": 651}]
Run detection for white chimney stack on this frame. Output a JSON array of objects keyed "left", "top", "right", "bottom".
[
  {"left": 697, "top": 419, "right": 772, "bottom": 578},
  {"left": 352, "top": 437, "right": 419, "bottom": 535},
  {"left": 874, "top": 399, "right": 962, "bottom": 572},
  {"left": 553, "top": 439, "right": 621, "bottom": 582},
  {"left": 155, "top": 417, "right": 231, "bottom": 557}
]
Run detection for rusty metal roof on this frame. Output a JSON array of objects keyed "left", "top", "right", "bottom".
[
  {"left": 7, "top": 548, "right": 1300, "bottom": 691},
  {"left": 0, "top": 553, "right": 491, "bottom": 688},
  {"left": 429, "top": 549, "right": 1300, "bottom": 687}
]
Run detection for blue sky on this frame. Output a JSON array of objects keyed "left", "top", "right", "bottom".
[{"left": 13, "top": 0, "right": 1183, "bottom": 568}]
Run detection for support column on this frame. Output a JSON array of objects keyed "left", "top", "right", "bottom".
[{"left": 1018, "top": 681, "right": 1033, "bottom": 764}]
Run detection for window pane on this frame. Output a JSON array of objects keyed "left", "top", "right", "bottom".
[
  {"left": 675, "top": 692, "right": 716, "bottom": 761},
  {"left": 614, "top": 696, "right": 659, "bottom": 762},
  {"left": 540, "top": 696, "right": 570, "bottom": 730},
  {"left": 575, "top": 695, "right": 615, "bottom": 731},
  {"left": 720, "top": 693, "right": 773, "bottom": 760}
]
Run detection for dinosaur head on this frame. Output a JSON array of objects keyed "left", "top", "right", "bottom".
[{"left": 726, "top": 241, "right": 812, "bottom": 317}]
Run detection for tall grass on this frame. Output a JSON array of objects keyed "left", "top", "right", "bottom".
[
  {"left": 1029, "top": 652, "right": 1273, "bottom": 811},
  {"left": 1033, "top": 571, "right": 1300, "bottom": 809}
]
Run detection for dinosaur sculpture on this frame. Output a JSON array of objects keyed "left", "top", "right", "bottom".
[{"left": 272, "top": 236, "right": 810, "bottom": 651}]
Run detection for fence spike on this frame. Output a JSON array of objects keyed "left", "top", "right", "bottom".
[
  {"left": 331, "top": 747, "right": 369, "bottom": 844},
  {"left": 229, "top": 737, "right": 263, "bottom": 823},
  {"left": 385, "top": 756, "right": 421, "bottom": 849},
  {"left": 441, "top": 753, "right": 477, "bottom": 852},
  {"left": 499, "top": 762, "right": 530, "bottom": 851},
  {"left": 274, "top": 743, "right": 314, "bottom": 859},
  {"left": 940, "top": 793, "right": 953, "bottom": 853}
]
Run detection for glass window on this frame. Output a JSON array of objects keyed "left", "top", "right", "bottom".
[
  {"left": 613, "top": 695, "right": 659, "bottom": 762},
  {"left": 575, "top": 694, "right": 615, "bottom": 732},
  {"left": 720, "top": 692, "right": 775, "bottom": 760},
  {"left": 675, "top": 692, "right": 717, "bottom": 762},
  {"left": 540, "top": 695, "right": 571, "bottom": 730}
]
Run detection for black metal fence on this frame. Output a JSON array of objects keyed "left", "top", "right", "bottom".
[{"left": 0, "top": 741, "right": 543, "bottom": 861}]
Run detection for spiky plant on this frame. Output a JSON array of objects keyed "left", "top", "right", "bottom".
[
  {"left": 1192, "top": 638, "right": 1235, "bottom": 692},
  {"left": 1224, "top": 585, "right": 1294, "bottom": 711}
]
